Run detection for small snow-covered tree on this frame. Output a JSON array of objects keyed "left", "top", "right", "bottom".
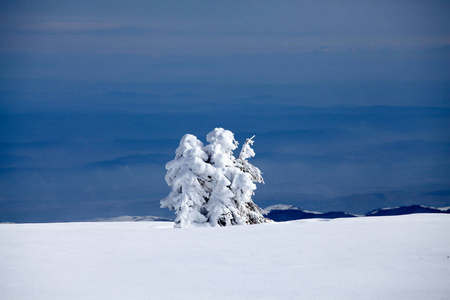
[
  {"left": 161, "top": 134, "right": 214, "bottom": 228},
  {"left": 203, "top": 128, "right": 246, "bottom": 226},
  {"left": 161, "top": 128, "right": 271, "bottom": 228},
  {"left": 231, "top": 136, "right": 268, "bottom": 224}
]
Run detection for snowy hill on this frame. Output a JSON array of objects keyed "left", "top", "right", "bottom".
[
  {"left": 264, "top": 204, "right": 358, "bottom": 221},
  {"left": 366, "top": 205, "right": 450, "bottom": 216},
  {"left": 1, "top": 214, "right": 449, "bottom": 300},
  {"left": 71, "top": 204, "right": 450, "bottom": 224},
  {"left": 264, "top": 204, "right": 450, "bottom": 221}
]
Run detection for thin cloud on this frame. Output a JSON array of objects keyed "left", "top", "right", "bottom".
[{"left": 23, "top": 22, "right": 122, "bottom": 32}]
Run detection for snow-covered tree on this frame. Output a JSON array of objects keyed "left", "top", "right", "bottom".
[
  {"left": 161, "top": 134, "right": 214, "bottom": 228},
  {"left": 161, "top": 128, "right": 271, "bottom": 228},
  {"left": 203, "top": 128, "right": 246, "bottom": 226},
  {"left": 231, "top": 136, "right": 268, "bottom": 225}
]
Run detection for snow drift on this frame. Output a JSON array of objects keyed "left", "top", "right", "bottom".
[{"left": 1, "top": 214, "right": 449, "bottom": 300}]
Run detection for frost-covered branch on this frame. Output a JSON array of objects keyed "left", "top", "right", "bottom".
[{"left": 236, "top": 135, "right": 264, "bottom": 184}]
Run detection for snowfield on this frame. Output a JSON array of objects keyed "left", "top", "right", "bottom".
[{"left": 1, "top": 214, "right": 450, "bottom": 300}]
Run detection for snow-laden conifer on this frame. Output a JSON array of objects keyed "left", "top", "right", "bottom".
[
  {"left": 161, "top": 134, "right": 214, "bottom": 228},
  {"left": 203, "top": 128, "right": 245, "bottom": 226},
  {"left": 161, "top": 128, "right": 271, "bottom": 228},
  {"left": 231, "top": 136, "right": 269, "bottom": 224}
]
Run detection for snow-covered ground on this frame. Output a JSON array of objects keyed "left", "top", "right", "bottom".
[{"left": 1, "top": 214, "right": 449, "bottom": 300}]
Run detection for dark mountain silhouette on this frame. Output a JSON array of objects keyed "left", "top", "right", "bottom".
[
  {"left": 264, "top": 204, "right": 450, "bottom": 222},
  {"left": 366, "top": 205, "right": 450, "bottom": 217},
  {"left": 264, "top": 205, "right": 358, "bottom": 222}
]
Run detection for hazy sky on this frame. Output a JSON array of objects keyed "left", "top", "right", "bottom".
[
  {"left": 0, "top": 1, "right": 449, "bottom": 222},
  {"left": 1, "top": 0, "right": 449, "bottom": 84},
  {"left": 2, "top": 0, "right": 450, "bottom": 55}
]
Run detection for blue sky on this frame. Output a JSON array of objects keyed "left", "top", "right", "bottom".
[
  {"left": 1, "top": 0, "right": 450, "bottom": 85},
  {"left": 2, "top": 1, "right": 449, "bottom": 55},
  {"left": 0, "top": 1, "right": 449, "bottom": 222}
]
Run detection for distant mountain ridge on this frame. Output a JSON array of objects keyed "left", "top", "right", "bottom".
[
  {"left": 264, "top": 204, "right": 450, "bottom": 222},
  {"left": 365, "top": 205, "right": 450, "bottom": 217},
  {"left": 5, "top": 205, "right": 449, "bottom": 224},
  {"left": 88, "top": 205, "right": 450, "bottom": 223},
  {"left": 264, "top": 205, "right": 359, "bottom": 222}
]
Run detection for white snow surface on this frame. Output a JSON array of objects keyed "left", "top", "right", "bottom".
[
  {"left": 1, "top": 214, "right": 450, "bottom": 300},
  {"left": 89, "top": 215, "right": 172, "bottom": 222}
]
